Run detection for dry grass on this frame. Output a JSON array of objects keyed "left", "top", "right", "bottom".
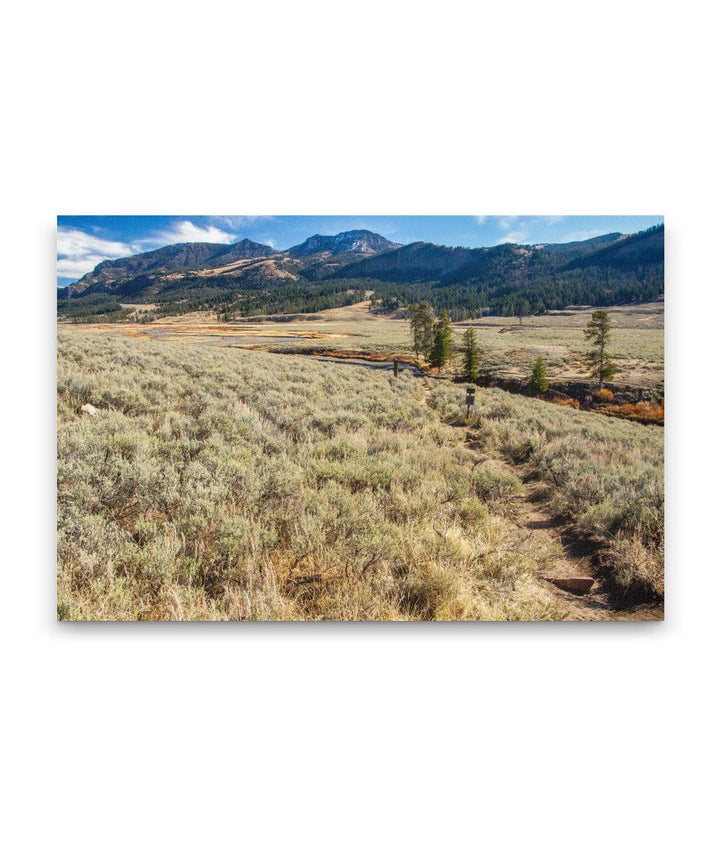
[
  {"left": 58, "top": 330, "right": 566, "bottom": 621},
  {"left": 57, "top": 323, "right": 663, "bottom": 620}
]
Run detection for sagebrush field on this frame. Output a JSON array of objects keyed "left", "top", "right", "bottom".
[{"left": 57, "top": 320, "right": 663, "bottom": 621}]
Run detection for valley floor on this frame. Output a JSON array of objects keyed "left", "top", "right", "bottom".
[
  {"left": 57, "top": 327, "right": 663, "bottom": 621},
  {"left": 62, "top": 300, "right": 665, "bottom": 396}
]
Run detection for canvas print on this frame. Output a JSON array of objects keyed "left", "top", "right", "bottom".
[{"left": 57, "top": 216, "right": 664, "bottom": 621}]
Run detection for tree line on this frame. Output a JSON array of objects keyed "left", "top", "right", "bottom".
[{"left": 373, "top": 265, "right": 662, "bottom": 321}]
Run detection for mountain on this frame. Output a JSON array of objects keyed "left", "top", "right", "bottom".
[
  {"left": 58, "top": 224, "right": 664, "bottom": 322},
  {"left": 371, "top": 226, "right": 663, "bottom": 318},
  {"left": 332, "top": 241, "right": 475, "bottom": 282},
  {"left": 533, "top": 232, "right": 623, "bottom": 258},
  {"left": 286, "top": 230, "right": 401, "bottom": 258},
  {"left": 560, "top": 226, "right": 664, "bottom": 272},
  {"left": 70, "top": 238, "right": 276, "bottom": 294},
  {"left": 68, "top": 230, "right": 399, "bottom": 297},
  {"left": 332, "top": 233, "right": 629, "bottom": 285}
]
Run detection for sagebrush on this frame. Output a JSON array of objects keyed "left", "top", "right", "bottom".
[{"left": 57, "top": 330, "right": 663, "bottom": 619}]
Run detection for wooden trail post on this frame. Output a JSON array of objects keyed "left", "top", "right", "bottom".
[
  {"left": 466, "top": 386, "right": 476, "bottom": 420},
  {"left": 393, "top": 358, "right": 398, "bottom": 377}
]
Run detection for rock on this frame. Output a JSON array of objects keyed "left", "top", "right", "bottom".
[
  {"left": 79, "top": 403, "right": 98, "bottom": 417},
  {"left": 544, "top": 576, "right": 595, "bottom": 595}
]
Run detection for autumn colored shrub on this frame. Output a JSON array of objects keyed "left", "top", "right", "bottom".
[
  {"left": 592, "top": 387, "right": 615, "bottom": 404},
  {"left": 604, "top": 401, "right": 664, "bottom": 425},
  {"left": 540, "top": 392, "right": 580, "bottom": 409}
]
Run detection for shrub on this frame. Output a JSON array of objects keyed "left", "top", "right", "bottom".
[
  {"left": 471, "top": 463, "right": 522, "bottom": 503},
  {"left": 592, "top": 387, "right": 615, "bottom": 404},
  {"left": 603, "top": 401, "right": 664, "bottom": 425},
  {"left": 540, "top": 392, "right": 580, "bottom": 409}
]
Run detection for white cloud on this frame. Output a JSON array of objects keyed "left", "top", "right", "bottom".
[
  {"left": 57, "top": 228, "right": 135, "bottom": 261},
  {"left": 151, "top": 220, "right": 236, "bottom": 245},
  {"left": 475, "top": 216, "right": 488, "bottom": 225},
  {"left": 57, "top": 228, "right": 139, "bottom": 280},
  {"left": 57, "top": 219, "right": 247, "bottom": 282},
  {"left": 489, "top": 215, "right": 568, "bottom": 245},
  {"left": 57, "top": 255, "right": 116, "bottom": 278},
  {"left": 57, "top": 219, "right": 245, "bottom": 282},
  {"left": 498, "top": 230, "right": 528, "bottom": 244}
]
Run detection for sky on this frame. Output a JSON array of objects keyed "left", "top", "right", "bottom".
[{"left": 56, "top": 215, "right": 663, "bottom": 287}]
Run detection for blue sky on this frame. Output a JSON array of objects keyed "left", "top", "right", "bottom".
[{"left": 56, "top": 215, "right": 663, "bottom": 287}]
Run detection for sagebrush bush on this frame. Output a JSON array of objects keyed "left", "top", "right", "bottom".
[{"left": 58, "top": 331, "right": 570, "bottom": 621}]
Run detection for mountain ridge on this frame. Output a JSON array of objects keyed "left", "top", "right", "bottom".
[
  {"left": 58, "top": 225, "right": 664, "bottom": 321},
  {"left": 70, "top": 238, "right": 277, "bottom": 292}
]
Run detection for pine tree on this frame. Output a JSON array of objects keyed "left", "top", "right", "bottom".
[
  {"left": 529, "top": 356, "right": 549, "bottom": 395},
  {"left": 584, "top": 310, "right": 618, "bottom": 387},
  {"left": 409, "top": 301, "right": 435, "bottom": 361},
  {"left": 462, "top": 327, "right": 479, "bottom": 381},
  {"left": 430, "top": 309, "right": 454, "bottom": 368}
]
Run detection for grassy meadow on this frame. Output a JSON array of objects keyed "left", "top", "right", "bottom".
[
  {"left": 238, "top": 300, "right": 664, "bottom": 385},
  {"left": 57, "top": 324, "right": 663, "bottom": 620},
  {"left": 79, "top": 301, "right": 664, "bottom": 394}
]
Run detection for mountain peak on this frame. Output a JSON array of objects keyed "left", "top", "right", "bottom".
[{"left": 287, "top": 230, "right": 401, "bottom": 258}]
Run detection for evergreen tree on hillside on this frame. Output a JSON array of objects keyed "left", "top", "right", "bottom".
[
  {"left": 529, "top": 357, "right": 549, "bottom": 395},
  {"left": 462, "top": 327, "right": 480, "bottom": 381},
  {"left": 584, "top": 310, "right": 618, "bottom": 387},
  {"left": 430, "top": 309, "right": 454, "bottom": 368}
]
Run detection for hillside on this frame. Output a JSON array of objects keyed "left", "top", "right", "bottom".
[
  {"left": 364, "top": 226, "right": 664, "bottom": 318},
  {"left": 69, "top": 238, "right": 277, "bottom": 294},
  {"left": 58, "top": 225, "right": 664, "bottom": 322},
  {"left": 334, "top": 241, "right": 476, "bottom": 281}
]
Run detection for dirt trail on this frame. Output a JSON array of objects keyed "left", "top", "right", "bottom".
[
  {"left": 415, "top": 374, "right": 661, "bottom": 621},
  {"left": 488, "top": 455, "right": 663, "bottom": 621}
]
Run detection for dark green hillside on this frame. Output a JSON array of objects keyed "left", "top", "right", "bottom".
[
  {"left": 369, "top": 226, "right": 664, "bottom": 317},
  {"left": 335, "top": 242, "right": 476, "bottom": 282}
]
